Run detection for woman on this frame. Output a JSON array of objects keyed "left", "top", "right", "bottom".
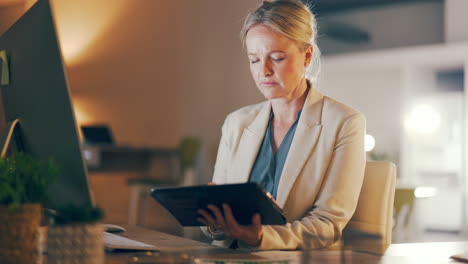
[{"left": 198, "top": 0, "right": 366, "bottom": 250}]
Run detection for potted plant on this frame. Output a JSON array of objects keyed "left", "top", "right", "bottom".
[
  {"left": 0, "top": 152, "right": 58, "bottom": 264},
  {"left": 178, "top": 137, "right": 201, "bottom": 186},
  {"left": 47, "top": 204, "right": 104, "bottom": 264}
]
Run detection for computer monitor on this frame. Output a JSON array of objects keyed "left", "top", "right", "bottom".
[
  {"left": 81, "top": 125, "right": 115, "bottom": 145},
  {"left": 0, "top": 0, "right": 94, "bottom": 208}
]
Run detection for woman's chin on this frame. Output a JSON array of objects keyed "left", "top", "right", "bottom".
[
  {"left": 259, "top": 90, "right": 282, "bottom": 100},
  {"left": 262, "top": 94, "right": 279, "bottom": 100}
]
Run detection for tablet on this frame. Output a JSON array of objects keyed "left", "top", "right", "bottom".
[{"left": 151, "top": 183, "right": 286, "bottom": 226}]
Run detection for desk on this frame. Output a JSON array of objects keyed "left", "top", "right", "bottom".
[
  {"left": 105, "top": 225, "right": 251, "bottom": 264},
  {"left": 83, "top": 145, "right": 179, "bottom": 173},
  {"left": 105, "top": 226, "right": 468, "bottom": 263}
]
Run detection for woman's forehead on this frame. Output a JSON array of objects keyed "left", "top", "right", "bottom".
[{"left": 246, "top": 25, "right": 296, "bottom": 54}]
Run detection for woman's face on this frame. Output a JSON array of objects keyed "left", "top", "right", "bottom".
[{"left": 245, "top": 24, "right": 312, "bottom": 100}]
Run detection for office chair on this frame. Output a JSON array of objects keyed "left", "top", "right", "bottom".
[
  {"left": 392, "top": 187, "right": 416, "bottom": 242},
  {"left": 343, "top": 160, "right": 397, "bottom": 251}
]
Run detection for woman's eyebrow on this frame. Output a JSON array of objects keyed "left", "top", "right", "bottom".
[{"left": 247, "top": 50, "right": 286, "bottom": 56}]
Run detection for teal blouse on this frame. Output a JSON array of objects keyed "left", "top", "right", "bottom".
[{"left": 249, "top": 109, "right": 302, "bottom": 199}]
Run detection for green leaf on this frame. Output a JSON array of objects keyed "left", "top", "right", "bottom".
[{"left": 0, "top": 152, "right": 58, "bottom": 207}]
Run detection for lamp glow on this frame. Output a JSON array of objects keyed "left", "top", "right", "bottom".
[
  {"left": 405, "top": 105, "right": 440, "bottom": 134},
  {"left": 51, "top": 1, "right": 130, "bottom": 65},
  {"left": 365, "top": 134, "right": 375, "bottom": 152},
  {"left": 414, "top": 187, "right": 437, "bottom": 198}
]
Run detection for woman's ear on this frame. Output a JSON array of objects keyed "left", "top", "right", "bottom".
[{"left": 304, "top": 45, "right": 313, "bottom": 66}]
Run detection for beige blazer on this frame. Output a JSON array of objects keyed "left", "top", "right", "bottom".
[{"left": 210, "top": 86, "right": 366, "bottom": 250}]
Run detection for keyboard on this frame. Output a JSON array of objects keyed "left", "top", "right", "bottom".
[{"left": 104, "top": 232, "right": 159, "bottom": 251}]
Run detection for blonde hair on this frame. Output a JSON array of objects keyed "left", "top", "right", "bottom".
[{"left": 241, "top": 0, "right": 321, "bottom": 83}]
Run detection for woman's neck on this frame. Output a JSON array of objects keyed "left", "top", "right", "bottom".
[{"left": 271, "top": 79, "right": 309, "bottom": 124}]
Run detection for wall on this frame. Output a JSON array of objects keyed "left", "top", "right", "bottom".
[
  {"left": 445, "top": 0, "right": 468, "bottom": 43},
  {"left": 48, "top": 0, "right": 264, "bottom": 183},
  {"left": 0, "top": 3, "right": 24, "bottom": 36},
  {"left": 319, "top": 61, "right": 402, "bottom": 161}
]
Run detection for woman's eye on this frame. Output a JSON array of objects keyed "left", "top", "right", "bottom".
[
  {"left": 273, "top": 57, "right": 285, "bottom": 62},
  {"left": 250, "top": 59, "right": 260, "bottom": 64}
]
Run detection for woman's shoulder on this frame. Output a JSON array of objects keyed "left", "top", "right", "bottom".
[
  {"left": 313, "top": 93, "right": 366, "bottom": 130},
  {"left": 226, "top": 101, "right": 268, "bottom": 122},
  {"left": 223, "top": 101, "right": 268, "bottom": 128},
  {"left": 321, "top": 95, "right": 364, "bottom": 120}
]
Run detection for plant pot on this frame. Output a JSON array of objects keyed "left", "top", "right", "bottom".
[
  {"left": 0, "top": 203, "right": 42, "bottom": 264},
  {"left": 181, "top": 167, "right": 196, "bottom": 186},
  {"left": 47, "top": 223, "right": 104, "bottom": 264}
]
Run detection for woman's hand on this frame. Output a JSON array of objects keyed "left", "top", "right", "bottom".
[{"left": 197, "top": 203, "right": 263, "bottom": 247}]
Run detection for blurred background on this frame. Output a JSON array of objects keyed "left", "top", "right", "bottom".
[{"left": 0, "top": 0, "right": 467, "bottom": 243}]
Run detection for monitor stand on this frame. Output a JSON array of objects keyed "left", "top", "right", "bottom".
[{"left": 0, "top": 119, "right": 23, "bottom": 158}]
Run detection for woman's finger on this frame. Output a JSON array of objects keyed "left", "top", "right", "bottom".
[
  {"left": 222, "top": 203, "right": 241, "bottom": 233},
  {"left": 197, "top": 209, "right": 217, "bottom": 227},
  {"left": 207, "top": 204, "right": 227, "bottom": 227},
  {"left": 197, "top": 217, "right": 209, "bottom": 226},
  {"left": 252, "top": 213, "right": 262, "bottom": 229}
]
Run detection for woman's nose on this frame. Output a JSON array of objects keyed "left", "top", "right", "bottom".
[{"left": 262, "top": 62, "right": 273, "bottom": 76}]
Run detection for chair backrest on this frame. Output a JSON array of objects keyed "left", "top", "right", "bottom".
[
  {"left": 344, "top": 160, "right": 396, "bottom": 246},
  {"left": 393, "top": 188, "right": 415, "bottom": 228}
]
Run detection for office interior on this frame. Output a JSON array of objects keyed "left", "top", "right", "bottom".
[{"left": 0, "top": 0, "right": 467, "bottom": 250}]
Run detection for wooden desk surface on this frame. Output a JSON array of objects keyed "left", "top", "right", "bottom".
[
  {"left": 250, "top": 241, "right": 468, "bottom": 263},
  {"left": 106, "top": 225, "right": 262, "bottom": 264},
  {"left": 105, "top": 226, "right": 468, "bottom": 264},
  {"left": 114, "top": 225, "right": 227, "bottom": 253}
]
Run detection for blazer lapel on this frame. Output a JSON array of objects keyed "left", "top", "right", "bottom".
[
  {"left": 231, "top": 102, "right": 271, "bottom": 183},
  {"left": 276, "top": 87, "right": 324, "bottom": 207}
]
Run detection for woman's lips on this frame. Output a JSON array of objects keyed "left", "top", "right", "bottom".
[{"left": 261, "top": 82, "right": 277, "bottom": 86}]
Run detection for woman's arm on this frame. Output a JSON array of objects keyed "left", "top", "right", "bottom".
[{"left": 212, "top": 115, "right": 232, "bottom": 184}]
